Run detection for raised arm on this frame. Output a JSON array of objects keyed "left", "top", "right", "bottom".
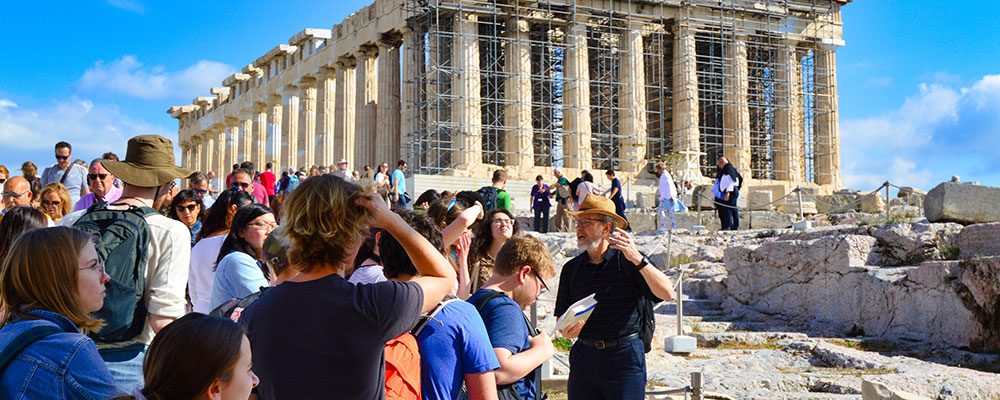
[{"left": 441, "top": 202, "right": 483, "bottom": 247}]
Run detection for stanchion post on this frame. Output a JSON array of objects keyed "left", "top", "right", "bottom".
[
  {"left": 796, "top": 187, "right": 804, "bottom": 221},
  {"left": 691, "top": 372, "right": 704, "bottom": 400},
  {"left": 884, "top": 182, "right": 890, "bottom": 218}
]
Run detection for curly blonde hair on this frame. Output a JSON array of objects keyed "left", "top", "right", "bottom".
[{"left": 279, "top": 175, "right": 370, "bottom": 273}]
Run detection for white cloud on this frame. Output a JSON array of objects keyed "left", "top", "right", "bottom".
[
  {"left": 105, "top": 0, "right": 145, "bottom": 14},
  {"left": 841, "top": 74, "right": 1000, "bottom": 191},
  {"left": 0, "top": 96, "right": 172, "bottom": 160},
  {"left": 0, "top": 99, "right": 16, "bottom": 109},
  {"left": 78, "top": 56, "right": 234, "bottom": 100}
]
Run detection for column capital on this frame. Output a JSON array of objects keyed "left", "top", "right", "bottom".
[
  {"left": 223, "top": 117, "right": 239, "bottom": 127},
  {"left": 261, "top": 94, "right": 282, "bottom": 106},
  {"left": 312, "top": 67, "right": 337, "bottom": 80},
  {"left": 242, "top": 64, "right": 264, "bottom": 78},
  {"left": 278, "top": 85, "right": 300, "bottom": 98},
  {"left": 354, "top": 45, "right": 378, "bottom": 59},
  {"left": 336, "top": 56, "right": 357, "bottom": 69},
  {"left": 293, "top": 76, "right": 317, "bottom": 88}
]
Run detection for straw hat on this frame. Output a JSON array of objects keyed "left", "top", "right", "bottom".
[
  {"left": 101, "top": 135, "right": 196, "bottom": 187},
  {"left": 567, "top": 195, "right": 628, "bottom": 230}
]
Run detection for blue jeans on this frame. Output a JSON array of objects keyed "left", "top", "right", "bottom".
[
  {"left": 533, "top": 207, "right": 550, "bottom": 233},
  {"left": 100, "top": 344, "right": 146, "bottom": 394},
  {"left": 657, "top": 199, "right": 676, "bottom": 230},
  {"left": 393, "top": 193, "right": 407, "bottom": 209},
  {"left": 568, "top": 337, "right": 646, "bottom": 400},
  {"left": 717, "top": 189, "right": 740, "bottom": 230}
]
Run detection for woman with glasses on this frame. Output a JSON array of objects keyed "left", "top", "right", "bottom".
[
  {"left": 189, "top": 189, "right": 255, "bottom": 314},
  {"left": 468, "top": 208, "right": 521, "bottom": 293},
  {"left": 39, "top": 182, "right": 73, "bottom": 223},
  {"left": 0, "top": 227, "right": 117, "bottom": 399},
  {"left": 210, "top": 203, "right": 276, "bottom": 310},
  {"left": 167, "top": 189, "right": 204, "bottom": 245}
]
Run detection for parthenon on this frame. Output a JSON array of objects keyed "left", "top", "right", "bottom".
[{"left": 171, "top": 0, "right": 849, "bottom": 192}]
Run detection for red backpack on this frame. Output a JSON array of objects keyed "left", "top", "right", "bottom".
[{"left": 385, "top": 333, "right": 421, "bottom": 400}]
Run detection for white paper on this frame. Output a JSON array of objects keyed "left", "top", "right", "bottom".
[{"left": 556, "top": 293, "right": 598, "bottom": 331}]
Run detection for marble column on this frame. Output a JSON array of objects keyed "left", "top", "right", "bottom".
[
  {"left": 201, "top": 132, "right": 215, "bottom": 177},
  {"left": 297, "top": 78, "right": 318, "bottom": 169},
  {"left": 212, "top": 128, "right": 225, "bottom": 186},
  {"left": 264, "top": 96, "right": 283, "bottom": 172},
  {"left": 620, "top": 24, "right": 648, "bottom": 175},
  {"left": 672, "top": 24, "right": 701, "bottom": 175},
  {"left": 251, "top": 105, "right": 267, "bottom": 166},
  {"left": 723, "top": 35, "right": 752, "bottom": 174},
  {"left": 563, "top": 20, "right": 592, "bottom": 171},
  {"left": 452, "top": 12, "right": 482, "bottom": 173},
  {"left": 504, "top": 17, "right": 533, "bottom": 171},
  {"left": 774, "top": 43, "right": 803, "bottom": 182},
  {"left": 280, "top": 86, "right": 300, "bottom": 172},
  {"left": 224, "top": 121, "right": 238, "bottom": 174},
  {"left": 334, "top": 58, "right": 357, "bottom": 167},
  {"left": 238, "top": 112, "right": 254, "bottom": 164},
  {"left": 355, "top": 46, "right": 378, "bottom": 170},
  {"left": 377, "top": 40, "right": 402, "bottom": 165},
  {"left": 315, "top": 68, "right": 337, "bottom": 168},
  {"left": 180, "top": 143, "right": 190, "bottom": 180},
  {"left": 192, "top": 137, "right": 202, "bottom": 174},
  {"left": 815, "top": 47, "right": 840, "bottom": 187},
  {"left": 401, "top": 27, "right": 423, "bottom": 167}
]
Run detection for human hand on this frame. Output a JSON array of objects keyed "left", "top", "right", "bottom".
[
  {"left": 723, "top": 193, "right": 730, "bottom": 202},
  {"left": 529, "top": 330, "right": 556, "bottom": 357},
  {"left": 474, "top": 201, "right": 485, "bottom": 219},
  {"left": 559, "top": 320, "right": 585, "bottom": 339},
  {"left": 355, "top": 191, "right": 398, "bottom": 230},
  {"left": 455, "top": 231, "right": 472, "bottom": 262},
  {"left": 608, "top": 228, "right": 643, "bottom": 265}
]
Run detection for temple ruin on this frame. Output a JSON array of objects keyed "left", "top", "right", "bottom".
[{"left": 170, "top": 0, "right": 850, "bottom": 196}]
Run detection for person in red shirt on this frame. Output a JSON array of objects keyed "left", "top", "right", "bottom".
[{"left": 259, "top": 162, "right": 277, "bottom": 204}]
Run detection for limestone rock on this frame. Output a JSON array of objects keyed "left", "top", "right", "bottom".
[
  {"left": 888, "top": 205, "right": 920, "bottom": 218},
  {"left": 778, "top": 200, "right": 818, "bottom": 215},
  {"left": 747, "top": 190, "right": 773, "bottom": 211},
  {"left": 815, "top": 193, "right": 859, "bottom": 214},
  {"left": 624, "top": 209, "right": 657, "bottom": 233},
  {"left": 692, "top": 184, "right": 715, "bottom": 210},
  {"left": 859, "top": 192, "right": 887, "bottom": 213},
  {"left": 958, "top": 222, "right": 1000, "bottom": 258},
  {"left": 897, "top": 186, "right": 927, "bottom": 198},
  {"left": 925, "top": 182, "right": 1000, "bottom": 224},
  {"left": 862, "top": 380, "right": 931, "bottom": 400},
  {"left": 635, "top": 191, "right": 658, "bottom": 209}
]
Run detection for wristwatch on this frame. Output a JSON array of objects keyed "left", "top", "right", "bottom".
[{"left": 636, "top": 256, "right": 653, "bottom": 271}]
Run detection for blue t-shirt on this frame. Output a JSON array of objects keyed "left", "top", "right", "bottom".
[
  {"left": 211, "top": 251, "right": 268, "bottom": 310},
  {"left": 40, "top": 163, "right": 88, "bottom": 208},
  {"left": 467, "top": 289, "right": 537, "bottom": 400},
  {"left": 392, "top": 169, "right": 406, "bottom": 195},
  {"left": 417, "top": 300, "right": 500, "bottom": 400}
]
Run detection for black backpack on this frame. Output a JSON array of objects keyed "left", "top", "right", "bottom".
[
  {"left": 211, "top": 286, "right": 270, "bottom": 322},
  {"left": 477, "top": 186, "right": 504, "bottom": 211},
  {"left": 568, "top": 178, "right": 582, "bottom": 203},
  {"left": 73, "top": 203, "right": 158, "bottom": 343}
]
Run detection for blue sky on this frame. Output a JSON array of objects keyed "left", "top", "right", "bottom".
[{"left": 1, "top": 0, "right": 998, "bottom": 191}]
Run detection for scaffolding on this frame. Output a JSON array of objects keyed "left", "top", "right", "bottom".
[{"left": 402, "top": 0, "right": 842, "bottom": 185}]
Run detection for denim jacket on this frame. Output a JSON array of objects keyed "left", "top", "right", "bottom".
[{"left": 0, "top": 309, "right": 118, "bottom": 400}]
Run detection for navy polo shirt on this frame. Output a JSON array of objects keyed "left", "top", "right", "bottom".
[{"left": 554, "top": 248, "right": 662, "bottom": 341}]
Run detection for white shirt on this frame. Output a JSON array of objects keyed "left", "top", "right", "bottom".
[
  {"left": 719, "top": 174, "right": 738, "bottom": 192},
  {"left": 189, "top": 235, "right": 227, "bottom": 314},
  {"left": 659, "top": 171, "right": 677, "bottom": 200}
]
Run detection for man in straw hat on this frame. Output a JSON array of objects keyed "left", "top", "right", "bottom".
[
  {"left": 80, "top": 134, "right": 196, "bottom": 393},
  {"left": 554, "top": 195, "right": 676, "bottom": 400}
]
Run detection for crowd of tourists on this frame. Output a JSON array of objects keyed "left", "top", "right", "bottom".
[{"left": 0, "top": 134, "right": 684, "bottom": 400}]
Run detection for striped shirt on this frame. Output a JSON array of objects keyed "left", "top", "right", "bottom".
[{"left": 554, "top": 249, "right": 661, "bottom": 340}]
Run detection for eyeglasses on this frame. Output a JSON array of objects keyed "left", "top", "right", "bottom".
[
  {"left": 0, "top": 178, "right": 6, "bottom": 184},
  {"left": 530, "top": 268, "right": 549, "bottom": 296},
  {"left": 232, "top": 182, "right": 250, "bottom": 189},
  {"left": 175, "top": 204, "right": 199, "bottom": 213},
  {"left": 1, "top": 190, "right": 29, "bottom": 199},
  {"left": 192, "top": 189, "right": 208, "bottom": 196},
  {"left": 88, "top": 173, "right": 109, "bottom": 181},
  {"left": 42, "top": 199, "right": 61, "bottom": 207},
  {"left": 491, "top": 218, "right": 513, "bottom": 226},
  {"left": 576, "top": 218, "right": 605, "bottom": 229},
  {"left": 248, "top": 221, "right": 278, "bottom": 231},
  {"left": 80, "top": 261, "right": 105, "bottom": 275},
  {"left": 55, "top": 155, "right": 70, "bottom": 161}
]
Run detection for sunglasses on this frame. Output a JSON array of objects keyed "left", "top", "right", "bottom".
[
  {"left": 193, "top": 189, "right": 208, "bottom": 196},
  {"left": 175, "top": 204, "right": 199, "bottom": 212},
  {"left": 42, "top": 199, "right": 61, "bottom": 206},
  {"left": 55, "top": 155, "right": 70, "bottom": 161},
  {"left": 0, "top": 178, "right": 5, "bottom": 184},
  {"left": 88, "top": 173, "right": 109, "bottom": 181},
  {"left": 1, "top": 190, "right": 29, "bottom": 199},
  {"left": 232, "top": 182, "right": 250, "bottom": 189}
]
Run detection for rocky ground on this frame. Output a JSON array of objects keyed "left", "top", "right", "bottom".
[{"left": 523, "top": 225, "right": 1000, "bottom": 400}]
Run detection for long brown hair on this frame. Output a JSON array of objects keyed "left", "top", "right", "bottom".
[
  {"left": 469, "top": 208, "right": 520, "bottom": 268},
  {"left": 0, "top": 227, "right": 103, "bottom": 332},
  {"left": 115, "top": 313, "right": 244, "bottom": 400}
]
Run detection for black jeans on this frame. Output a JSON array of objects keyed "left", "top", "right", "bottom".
[
  {"left": 533, "top": 207, "right": 550, "bottom": 233},
  {"left": 568, "top": 338, "right": 646, "bottom": 400},
  {"left": 717, "top": 188, "right": 740, "bottom": 230}
]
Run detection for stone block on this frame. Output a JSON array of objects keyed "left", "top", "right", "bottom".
[
  {"left": 635, "top": 191, "right": 658, "bottom": 209},
  {"left": 625, "top": 209, "right": 657, "bottom": 233},
  {"left": 859, "top": 192, "right": 887, "bottom": 213},
  {"left": 959, "top": 222, "right": 1000, "bottom": 259},
  {"left": 747, "top": 190, "right": 773, "bottom": 211},
  {"left": 924, "top": 182, "right": 1000, "bottom": 224},
  {"left": 777, "top": 200, "right": 818, "bottom": 215},
  {"left": 897, "top": 186, "right": 927, "bottom": 198},
  {"left": 815, "top": 193, "right": 858, "bottom": 214},
  {"left": 888, "top": 205, "right": 920, "bottom": 218},
  {"left": 862, "top": 380, "right": 932, "bottom": 400}
]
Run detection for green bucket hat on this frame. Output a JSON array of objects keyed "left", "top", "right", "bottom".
[{"left": 102, "top": 135, "right": 196, "bottom": 187}]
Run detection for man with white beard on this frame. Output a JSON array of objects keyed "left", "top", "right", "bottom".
[{"left": 554, "top": 195, "right": 676, "bottom": 400}]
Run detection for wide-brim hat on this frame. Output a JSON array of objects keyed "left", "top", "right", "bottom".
[
  {"left": 567, "top": 195, "right": 628, "bottom": 230},
  {"left": 102, "top": 135, "right": 196, "bottom": 187}
]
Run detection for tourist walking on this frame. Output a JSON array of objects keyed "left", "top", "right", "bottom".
[
  {"left": 550, "top": 168, "right": 573, "bottom": 232},
  {"left": 556, "top": 195, "right": 676, "bottom": 400},
  {"left": 605, "top": 169, "right": 630, "bottom": 230},
  {"left": 260, "top": 162, "right": 277, "bottom": 205},
  {"left": 575, "top": 170, "right": 601, "bottom": 209},
  {"left": 0, "top": 227, "right": 118, "bottom": 400},
  {"left": 210, "top": 203, "right": 276, "bottom": 310},
  {"left": 392, "top": 160, "right": 409, "bottom": 209},
  {"left": 375, "top": 162, "right": 392, "bottom": 202},
  {"left": 714, "top": 156, "right": 742, "bottom": 231},
  {"left": 655, "top": 162, "right": 677, "bottom": 232},
  {"left": 41, "top": 141, "right": 90, "bottom": 208},
  {"left": 39, "top": 183, "right": 72, "bottom": 223},
  {"left": 74, "top": 158, "right": 123, "bottom": 212},
  {"left": 79, "top": 134, "right": 195, "bottom": 393},
  {"left": 237, "top": 174, "right": 456, "bottom": 399},
  {"left": 530, "top": 175, "right": 551, "bottom": 233}
]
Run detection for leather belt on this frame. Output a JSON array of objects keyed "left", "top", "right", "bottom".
[{"left": 577, "top": 332, "right": 640, "bottom": 350}]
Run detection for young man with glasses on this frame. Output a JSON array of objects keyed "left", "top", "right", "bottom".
[
  {"left": 41, "top": 141, "right": 90, "bottom": 208},
  {"left": 73, "top": 159, "right": 123, "bottom": 212},
  {"left": 556, "top": 195, "right": 676, "bottom": 400},
  {"left": 468, "top": 235, "right": 557, "bottom": 400}
]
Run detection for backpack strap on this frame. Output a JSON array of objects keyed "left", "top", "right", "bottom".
[
  {"left": 0, "top": 326, "right": 63, "bottom": 374},
  {"left": 412, "top": 296, "right": 461, "bottom": 337}
]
